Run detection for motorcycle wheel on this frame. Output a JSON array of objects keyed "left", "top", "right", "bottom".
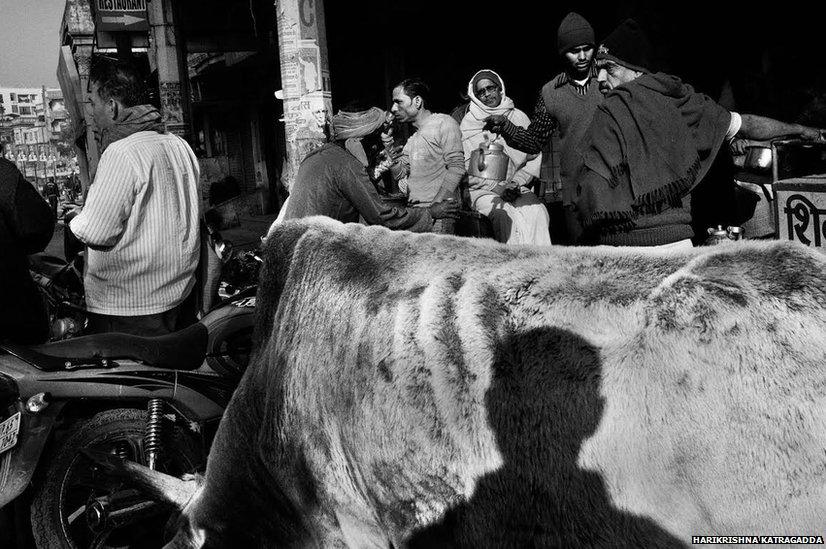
[
  {"left": 201, "top": 305, "right": 255, "bottom": 378},
  {"left": 30, "top": 408, "right": 203, "bottom": 549}
]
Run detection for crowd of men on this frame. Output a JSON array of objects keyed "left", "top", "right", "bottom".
[
  {"left": 284, "top": 14, "right": 825, "bottom": 250},
  {"left": 2, "top": 13, "right": 824, "bottom": 346}
]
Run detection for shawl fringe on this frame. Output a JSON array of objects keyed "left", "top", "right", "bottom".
[{"left": 588, "top": 155, "right": 702, "bottom": 233}]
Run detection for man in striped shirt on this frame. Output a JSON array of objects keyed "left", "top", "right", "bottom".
[{"left": 69, "top": 60, "right": 201, "bottom": 336}]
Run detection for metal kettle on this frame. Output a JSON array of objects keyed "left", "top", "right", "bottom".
[
  {"left": 468, "top": 140, "right": 509, "bottom": 181},
  {"left": 705, "top": 225, "right": 744, "bottom": 245}
]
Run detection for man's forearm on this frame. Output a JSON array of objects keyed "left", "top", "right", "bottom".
[
  {"left": 738, "top": 114, "right": 817, "bottom": 141},
  {"left": 500, "top": 118, "right": 550, "bottom": 155},
  {"left": 390, "top": 156, "right": 410, "bottom": 181},
  {"left": 498, "top": 96, "right": 555, "bottom": 154},
  {"left": 69, "top": 200, "right": 127, "bottom": 247},
  {"left": 434, "top": 162, "right": 465, "bottom": 202}
]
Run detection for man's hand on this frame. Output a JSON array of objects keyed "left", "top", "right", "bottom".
[
  {"left": 501, "top": 186, "right": 521, "bottom": 203},
  {"left": 372, "top": 157, "right": 395, "bottom": 180},
  {"left": 387, "top": 144, "right": 404, "bottom": 160},
  {"left": 380, "top": 129, "right": 394, "bottom": 148},
  {"left": 428, "top": 199, "right": 461, "bottom": 220},
  {"left": 484, "top": 114, "right": 508, "bottom": 134},
  {"left": 63, "top": 204, "right": 83, "bottom": 221},
  {"left": 799, "top": 126, "right": 826, "bottom": 142},
  {"left": 729, "top": 137, "right": 748, "bottom": 156}
]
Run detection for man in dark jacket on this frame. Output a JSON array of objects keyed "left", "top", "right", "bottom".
[{"left": 0, "top": 156, "right": 56, "bottom": 343}]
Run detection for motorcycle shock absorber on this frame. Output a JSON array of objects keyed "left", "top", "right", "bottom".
[{"left": 144, "top": 399, "right": 164, "bottom": 470}]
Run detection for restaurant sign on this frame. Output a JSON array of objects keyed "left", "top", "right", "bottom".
[{"left": 94, "top": 0, "right": 149, "bottom": 32}]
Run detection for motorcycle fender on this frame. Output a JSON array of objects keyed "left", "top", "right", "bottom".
[{"left": 0, "top": 401, "right": 66, "bottom": 508}]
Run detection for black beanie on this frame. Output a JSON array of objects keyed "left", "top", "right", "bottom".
[
  {"left": 596, "top": 18, "right": 653, "bottom": 73},
  {"left": 557, "top": 12, "right": 595, "bottom": 55}
]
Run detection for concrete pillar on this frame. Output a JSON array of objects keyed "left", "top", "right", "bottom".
[
  {"left": 275, "top": 0, "right": 332, "bottom": 191},
  {"left": 74, "top": 42, "right": 99, "bottom": 189},
  {"left": 59, "top": 0, "right": 98, "bottom": 192},
  {"left": 147, "top": 0, "right": 191, "bottom": 141}
]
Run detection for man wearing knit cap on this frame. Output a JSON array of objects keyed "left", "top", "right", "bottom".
[
  {"left": 282, "top": 106, "right": 459, "bottom": 230},
  {"left": 484, "top": 11, "right": 603, "bottom": 244},
  {"left": 574, "top": 18, "right": 825, "bottom": 247}
]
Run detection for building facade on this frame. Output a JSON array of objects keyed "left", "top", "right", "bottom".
[
  {"left": 57, "top": 0, "right": 334, "bottom": 215},
  {"left": 0, "top": 86, "right": 77, "bottom": 187}
]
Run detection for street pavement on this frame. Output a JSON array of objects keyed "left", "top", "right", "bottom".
[{"left": 220, "top": 213, "right": 279, "bottom": 251}]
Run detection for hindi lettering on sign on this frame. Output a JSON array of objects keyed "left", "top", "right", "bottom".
[{"left": 783, "top": 193, "right": 826, "bottom": 247}]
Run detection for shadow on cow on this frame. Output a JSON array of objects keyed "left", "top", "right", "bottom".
[{"left": 407, "top": 326, "right": 682, "bottom": 548}]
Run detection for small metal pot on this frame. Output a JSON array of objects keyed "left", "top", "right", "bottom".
[{"left": 743, "top": 146, "right": 773, "bottom": 172}]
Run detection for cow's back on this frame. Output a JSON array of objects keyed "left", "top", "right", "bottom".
[
  {"left": 581, "top": 242, "right": 826, "bottom": 540},
  {"left": 200, "top": 218, "right": 826, "bottom": 547}
]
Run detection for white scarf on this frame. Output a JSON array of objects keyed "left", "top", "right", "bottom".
[{"left": 460, "top": 69, "right": 531, "bottom": 179}]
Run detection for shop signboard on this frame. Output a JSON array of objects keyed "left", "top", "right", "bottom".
[
  {"left": 775, "top": 176, "right": 826, "bottom": 254},
  {"left": 94, "top": 0, "right": 149, "bottom": 32}
]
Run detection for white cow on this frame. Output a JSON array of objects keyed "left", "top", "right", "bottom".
[{"left": 123, "top": 217, "right": 826, "bottom": 548}]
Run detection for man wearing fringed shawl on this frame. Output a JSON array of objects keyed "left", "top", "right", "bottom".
[{"left": 574, "top": 19, "right": 825, "bottom": 247}]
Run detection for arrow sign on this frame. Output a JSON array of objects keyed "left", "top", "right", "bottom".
[
  {"left": 95, "top": 3, "right": 149, "bottom": 32},
  {"left": 101, "top": 13, "right": 144, "bottom": 26}
]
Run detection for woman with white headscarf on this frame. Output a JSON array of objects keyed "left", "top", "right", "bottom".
[{"left": 461, "top": 69, "right": 551, "bottom": 245}]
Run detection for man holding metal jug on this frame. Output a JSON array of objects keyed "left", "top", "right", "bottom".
[{"left": 484, "top": 12, "right": 603, "bottom": 244}]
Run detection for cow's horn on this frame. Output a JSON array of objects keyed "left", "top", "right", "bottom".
[{"left": 82, "top": 449, "right": 199, "bottom": 509}]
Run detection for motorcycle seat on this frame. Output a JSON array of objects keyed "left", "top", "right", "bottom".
[{"left": 0, "top": 322, "right": 208, "bottom": 372}]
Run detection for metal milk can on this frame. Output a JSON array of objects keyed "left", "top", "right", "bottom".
[{"left": 468, "top": 141, "right": 509, "bottom": 181}]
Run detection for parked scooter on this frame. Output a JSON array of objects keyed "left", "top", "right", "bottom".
[{"left": 0, "top": 214, "right": 260, "bottom": 548}]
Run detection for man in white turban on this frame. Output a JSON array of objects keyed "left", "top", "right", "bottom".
[
  {"left": 461, "top": 70, "right": 551, "bottom": 245},
  {"left": 280, "top": 107, "right": 459, "bottom": 230}
]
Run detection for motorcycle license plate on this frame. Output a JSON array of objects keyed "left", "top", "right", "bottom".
[{"left": 0, "top": 412, "right": 21, "bottom": 455}]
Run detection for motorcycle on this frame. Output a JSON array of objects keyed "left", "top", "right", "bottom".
[
  {"left": 0, "top": 218, "right": 260, "bottom": 548},
  {"left": 0, "top": 322, "right": 237, "bottom": 549},
  {"left": 29, "top": 251, "right": 87, "bottom": 341}
]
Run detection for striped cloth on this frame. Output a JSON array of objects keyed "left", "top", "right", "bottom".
[{"left": 70, "top": 131, "right": 201, "bottom": 316}]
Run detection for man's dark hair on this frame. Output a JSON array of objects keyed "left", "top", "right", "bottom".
[
  {"left": 396, "top": 78, "right": 431, "bottom": 110},
  {"left": 89, "top": 58, "right": 147, "bottom": 107}
]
